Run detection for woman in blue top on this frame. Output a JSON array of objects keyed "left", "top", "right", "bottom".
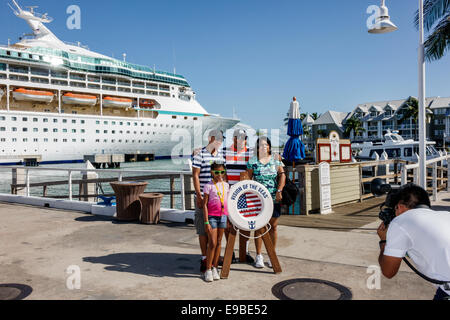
[{"left": 246, "top": 137, "right": 286, "bottom": 269}]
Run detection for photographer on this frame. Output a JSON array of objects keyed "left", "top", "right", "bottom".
[{"left": 377, "top": 183, "right": 450, "bottom": 301}]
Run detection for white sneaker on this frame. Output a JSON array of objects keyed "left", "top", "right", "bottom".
[
  {"left": 254, "top": 254, "right": 265, "bottom": 269},
  {"left": 204, "top": 270, "right": 213, "bottom": 282},
  {"left": 212, "top": 268, "right": 220, "bottom": 281},
  {"left": 267, "top": 259, "right": 273, "bottom": 269}
]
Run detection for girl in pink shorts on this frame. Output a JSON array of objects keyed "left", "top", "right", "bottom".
[{"left": 202, "top": 162, "right": 230, "bottom": 282}]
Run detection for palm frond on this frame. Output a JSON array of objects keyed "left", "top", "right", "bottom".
[
  {"left": 415, "top": 0, "right": 450, "bottom": 32},
  {"left": 424, "top": 13, "right": 450, "bottom": 61}
]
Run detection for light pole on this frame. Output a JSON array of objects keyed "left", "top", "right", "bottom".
[{"left": 368, "top": 0, "right": 427, "bottom": 189}]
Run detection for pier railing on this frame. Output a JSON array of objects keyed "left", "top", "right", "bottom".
[
  {"left": 2, "top": 166, "right": 194, "bottom": 211},
  {"left": 288, "top": 153, "right": 449, "bottom": 215}
]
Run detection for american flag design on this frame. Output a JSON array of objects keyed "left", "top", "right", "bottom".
[{"left": 237, "top": 193, "right": 262, "bottom": 218}]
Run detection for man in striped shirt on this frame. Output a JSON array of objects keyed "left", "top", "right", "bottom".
[
  {"left": 224, "top": 129, "right": 255, "bottom": 264},
  {"left": 192, "top": 130, "right": 226, "bottom": 275}
]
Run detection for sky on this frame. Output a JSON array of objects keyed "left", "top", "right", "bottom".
[{"left": 0, "top": 0, "right": 449, "bottom": 130}]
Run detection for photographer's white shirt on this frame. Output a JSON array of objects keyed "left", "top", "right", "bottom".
[{"left": 385, "top": 208, "right": 450, "bottom": 294}]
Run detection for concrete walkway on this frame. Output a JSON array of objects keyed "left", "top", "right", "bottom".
[{"left": 1, "top": 192, "right": 449, "bottom": 300}]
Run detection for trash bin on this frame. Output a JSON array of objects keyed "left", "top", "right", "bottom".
[
  {"left": 139, "top": 193, "right": 164, "bottom": 225},
  {"left": 110, "top": 181, "right": 148, "bottom": 221}
]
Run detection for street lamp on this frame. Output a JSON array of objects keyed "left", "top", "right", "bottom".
[{"left": 368, "top": 0, "right": 427, "bottom": 189}]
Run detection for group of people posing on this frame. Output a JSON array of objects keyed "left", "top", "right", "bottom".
[{"left": 192, "top": 129, "right": 286, "bottom": 283}]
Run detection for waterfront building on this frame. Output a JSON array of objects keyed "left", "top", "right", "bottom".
[
  {"left": 308, "top": 97, "right": 450, "bottom": 149},
  {"left": 311, "top": 111, "right": 351, "bottom": 142}
]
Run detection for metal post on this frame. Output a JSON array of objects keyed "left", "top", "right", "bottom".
[
  {"left": 69, "top": 170, "right": 73, "bottom": 201},
  {"left": 58, "top": 89, "right": 61, "bottom": 114},
  {"left": 180, "top": 174, "right": 186, "bottom": 211},
  {"left": 6, "top": 84, "right": 10, "bottom": 112},
  {"left": 432, "top": 162, "right": 437, "bottom": 201},
  {"left": 25, "top": 169, "right": 30, "bottom": 197},
  {"left": 418, "top": 0, "right": 427, "bottom": 189},
  {"left": 401, "top": 167, "right": 408, "bottom": 186}
]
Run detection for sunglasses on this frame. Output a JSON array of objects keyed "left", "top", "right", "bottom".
[{"left": 212, "top": 170, "right": 227, "bottom": 175}]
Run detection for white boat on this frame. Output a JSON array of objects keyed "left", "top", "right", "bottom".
[
  {"left": 0, "top": 1, "right": 240, "bottom": 165},
  {"left": 12, "top": 88, "right": 54, "bottom": 103},
  {"left": 62, "top": 93, "right": 97, "bottom": 106},
  {"left": 102, "top": 97, "right": 133, "bottom": 108},
  {"left": 352, "top": 131, "right": 441, "bottom": 162}
]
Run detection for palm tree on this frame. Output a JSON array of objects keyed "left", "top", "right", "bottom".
[
  {"left": 317, "top": 129, "right": 328, "bottom": 139},
  {"left": 399, "top": 97, "right": 434, "bottom": 139},
  {"left": 311, "top": 113, "right": 320, "bottom": 121},
  {"left": 344, "top": 116, "right": 366, "bottom": 139},
  {"left": 415, "top": 0, "right": 450, "bottom": 61}
]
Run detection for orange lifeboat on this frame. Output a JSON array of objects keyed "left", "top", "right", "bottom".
[
  {"left": 63, "top": 93, "right": 97, "bottom": 106},
  {"left": 139, "top": 99, "right": 156, "bottom": 108},
  {"left": 13, "top": 88, "right": 54, "bottom": 103},
  {"left": 103, "top": 96, "right": 133, "bottom": 108}
]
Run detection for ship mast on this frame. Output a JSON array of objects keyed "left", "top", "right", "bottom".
[{"left": 8, "top": 0, "right": 63, "bottom": 45}]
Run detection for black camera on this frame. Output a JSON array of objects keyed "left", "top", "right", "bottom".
[{"left": 371, "top": 179, "right": 401, "bottom": 226}]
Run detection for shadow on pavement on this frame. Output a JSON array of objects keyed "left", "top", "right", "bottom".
[{"left": 83, "top": 252, "right": 200, "bottom": 279}]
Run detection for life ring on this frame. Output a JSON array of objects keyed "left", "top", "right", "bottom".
[{"left": 227, "top": 181, "right": 274, "bottom": 232}]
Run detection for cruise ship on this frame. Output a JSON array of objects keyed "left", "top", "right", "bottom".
[{"left": 0, "top": 1, "right": 239, "bottom": 165}]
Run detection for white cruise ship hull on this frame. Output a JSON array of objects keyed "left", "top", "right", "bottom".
[{"left": 0, "top": 109, "right": 238, "bottom": 165}]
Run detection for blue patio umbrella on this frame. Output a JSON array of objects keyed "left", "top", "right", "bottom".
[
  {"left": 283, "top": 98, "right": 306, "bottom": 163},
  {"left": 283, "top": 98, "right": 306, "bottom": 214}
]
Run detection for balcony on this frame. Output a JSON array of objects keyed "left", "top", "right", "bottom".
[
  {"left": 368, "top": 126, "right": 379, "bottom": 131},
  {"left": 398, "top": 124, "right": 418, "bottom": 130}
]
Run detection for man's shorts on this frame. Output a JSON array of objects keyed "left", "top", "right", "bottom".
[{"left": 195, "top": 205, "right": 206, "bottom": 236}]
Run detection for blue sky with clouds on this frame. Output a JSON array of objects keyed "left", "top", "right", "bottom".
[{"left": 1, "top": 0, "right": 448, "bottom": 130}]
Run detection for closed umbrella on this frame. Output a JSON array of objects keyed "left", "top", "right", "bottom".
[{"left": 283, "top": 97, "right": 306, "bottom": 214}]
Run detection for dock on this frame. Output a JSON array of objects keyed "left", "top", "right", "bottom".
[{"left": 1, "top": 192, "right": 449, "bottom": 300}]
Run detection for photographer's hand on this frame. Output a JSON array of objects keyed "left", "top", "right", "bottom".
[{"left": 377, "top": 223, "right": 388, "bottom": 241}]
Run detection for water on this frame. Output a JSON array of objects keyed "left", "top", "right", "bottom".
[{"left": 0, "top": 160, "right": 189, "bottom": 210}]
